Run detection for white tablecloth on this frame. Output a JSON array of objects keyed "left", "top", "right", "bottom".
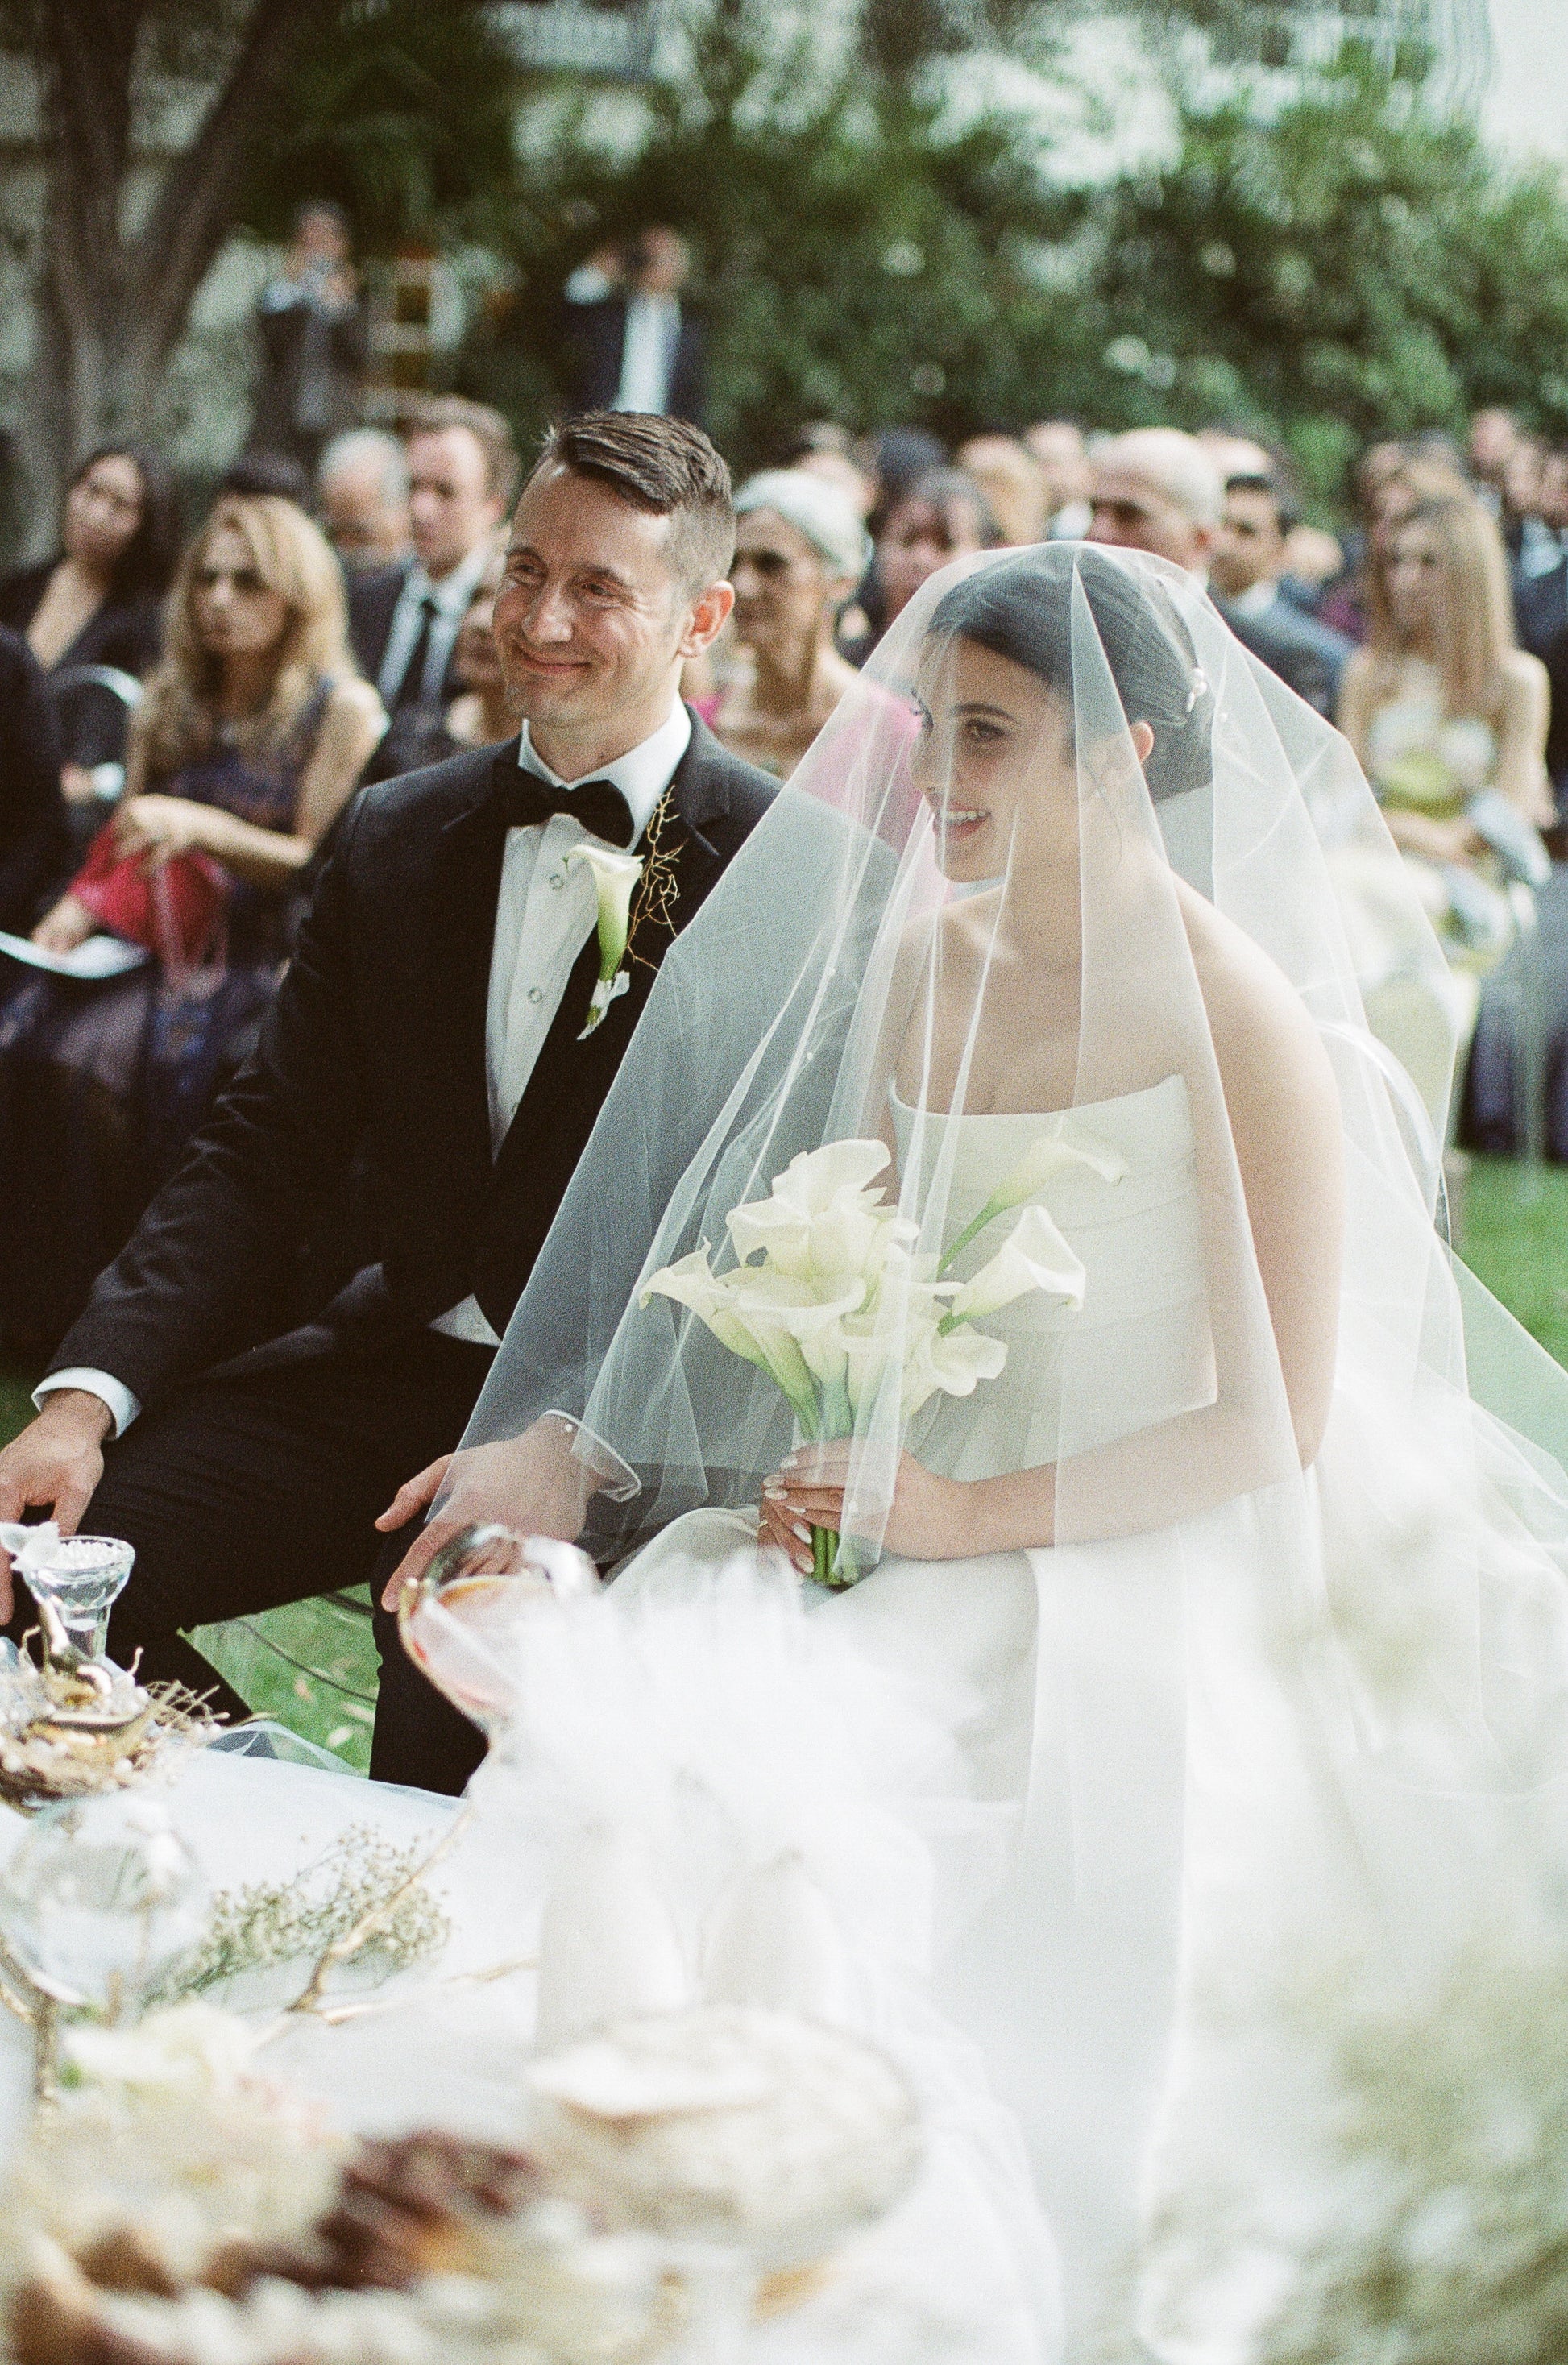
[{"left": 0, "top": 1748, "right": 1051, "bottom": 2363}]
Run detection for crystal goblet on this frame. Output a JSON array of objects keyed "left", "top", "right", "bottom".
[
  {"left": 22, "top": 1534, "right": 135, "bottom": 1665},
  {"left": 397, "top": 1525, "right": 601, "bottom": 1738}
]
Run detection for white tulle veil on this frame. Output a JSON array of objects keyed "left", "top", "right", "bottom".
[{"left": 443, "top": 540, "right": 1568, "bottom": 1810}]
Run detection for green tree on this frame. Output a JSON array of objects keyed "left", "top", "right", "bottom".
[{"left": 1068, "top": 57, "right": 1568, "bottom": 501}]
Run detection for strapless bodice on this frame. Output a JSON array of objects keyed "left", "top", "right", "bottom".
[{"left": 891, "top": 1073, "right": 1214, "bottom": 1475}]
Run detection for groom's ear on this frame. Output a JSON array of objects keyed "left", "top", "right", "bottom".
[{"left": 678, "top": 575, "right": 736, "bottom": 659}]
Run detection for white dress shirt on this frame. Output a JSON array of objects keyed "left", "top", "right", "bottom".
[
  {"left": 613, "top": 293, "right": 682, "bottom": 415},
  {"left": 39, "top": 701, "right": 695, "bottom": 1419},
  {"left": 375, "top": 541, "right": 492, "bottom": 709},
  {"left": 429, "top": 700, "right": 691, "bottom": 1346}
]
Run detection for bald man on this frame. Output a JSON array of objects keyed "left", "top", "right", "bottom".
[{"left": 1088, "top": 429, "right": 1223, "bottom": 576}]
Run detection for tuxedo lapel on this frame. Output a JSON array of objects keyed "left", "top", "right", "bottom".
[{"left": 417, "top": 743, "right": 518, "bottom": 1209}]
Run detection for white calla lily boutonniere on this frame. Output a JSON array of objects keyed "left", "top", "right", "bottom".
[{"left": 567, "top": 841, "right": 645, "bottom": 1038}]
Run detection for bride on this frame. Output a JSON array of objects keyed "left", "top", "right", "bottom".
[{"left": 383, "top": 544, "right": 1568, "bottom": 2357}]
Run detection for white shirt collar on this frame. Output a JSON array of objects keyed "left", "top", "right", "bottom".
[
  {"left": 1230, "top": 579, "right": 1281, "bottom": 619},
  {"left": 516, "top": 700, "right": 692, "bottom": 841},
  {"left": 405, "top": 540, "right": 492, "bottom": 620}
]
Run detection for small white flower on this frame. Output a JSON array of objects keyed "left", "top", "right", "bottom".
[
  {"left": 945, "top": 1202, "right": 1086, "bottom": 1321},
  {"left": 566, "top": 843, "right": 644, "bottom": 1035},
  {"left": 989, "top": 1122, "right": 1128, "bottom": 1213},
  {"left": 64, "top": 2000, "right": 256, "bottom": 2095},
  {"left": 902, "top": 1321, "right": 1009, "bottom": 1421}
]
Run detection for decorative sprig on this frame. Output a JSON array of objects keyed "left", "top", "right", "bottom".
[{"left": 151, "top": 1825, "right": 449, "bottom": 2004}]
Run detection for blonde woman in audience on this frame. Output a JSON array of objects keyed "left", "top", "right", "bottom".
[
  {"left": 705, "top": 471, "right": 869, "bottom": 778},
  {"left": 1335, "top": 489, "right": 1549, "bottom": 1128},
  {"left": 0, "top": 494, "right": 384, "bottom": 1346}
]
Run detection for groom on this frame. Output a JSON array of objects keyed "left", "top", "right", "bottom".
[{"left": 0, "top": 411, "right": 775, "bottom": 1793}]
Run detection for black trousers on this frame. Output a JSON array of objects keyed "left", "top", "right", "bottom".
[{"left": 15, "top": 1332, "right": 494, "bottom": 1797}]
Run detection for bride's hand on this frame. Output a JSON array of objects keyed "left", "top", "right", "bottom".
[{"left": 760, "top": 1442, "right": 969, "bottom": 1575}]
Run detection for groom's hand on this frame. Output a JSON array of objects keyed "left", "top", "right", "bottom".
[
  {"left": 376, "top": 1426, "right": 593, "bottom": 1608},
  {"left": 0, "top": 1392, "right": 114, "bottom": 1621}
]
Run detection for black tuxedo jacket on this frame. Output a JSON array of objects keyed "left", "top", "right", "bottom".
[
  {"left": 1216, "top": 590, "right": 1351, "bottom": 720},
  {"left": 563, "top": 298, "right": 707, "bottom": 426},
  {"left": 50, "top": 714, "right": 778, "bottom": 1409}
]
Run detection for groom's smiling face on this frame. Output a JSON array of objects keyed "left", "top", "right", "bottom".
[{"left": 493, "top": 462, "right": 728, "bottom": 766}]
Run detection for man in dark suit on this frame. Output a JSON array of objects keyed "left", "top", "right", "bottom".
[
  {"left": 346, "top": 396, "right": 517, "bottom": 782},
  {"left": 562, "top": 230, "right": 706, "bottom": 426},
  {"left": 1211, "top": 475, "right": 1353, "bottom": 719},
  {"left": 0, "top": 413, "right": 774, "bottom": 1795}
]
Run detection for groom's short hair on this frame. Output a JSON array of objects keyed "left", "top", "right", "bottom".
[{"left": 528, "top": 412, "right": 735, "bottom": 591}]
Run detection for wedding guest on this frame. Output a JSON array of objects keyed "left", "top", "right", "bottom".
[
  {"left": 0, "top": 413, "right": 775, "bottom": 1797},
  {"left": 347, "top": 396, "right": 516, "bottom": 781},
  {"left": 1023, "top": 420, "right": 1092, "bottom": 538},
  {"left": 1087, "top": 429, "right": 1222, "bottom": 577},
  {"left": 1337, "top": 489, "right": 1550, "bottom": 1129},
  {"left": 1319, "top": 450, "right": 1467, "bottom": 644},
  {"left": 247, "top": 200, "right": 368, "bottom": 474},
  {"left": 0, "top": 444, "right": 179, "bottom": 685},
  {"left": 316, "top": 429, "right": 412, "bottom": 571},
  {"left": 1468, "top": 405, "right": 1520, "bottom": 512},
  {"left": 1210, "top": 474, "right": 1353, "bottom": 716},
  {"left": 1515, "top": 446, "right": 1568, "bottom": 662},
  {"left": 867, "top": 427, "right": 947, "bottom": 524},
  {"left": 0, "top": 494, "right": 384, "bottom": 1348},
  {"left": 219, "top": 451, "right": 313, "bottom": 508},
  {"left": 706, "top": 470, "right": 868, "bottom": 778},
  {"left": 956, "top": 435, "right": 1048, "bottom": 546},
  {"left": 783, "top": 423, "right": 877, "bottom": 520},
  {"left": 441, "top": 550, "right": 513, "bottom": 750},
  {"left": 859, "top": 467, "right": 999, "bottom": 653},
  {"left": 562, "top": 230, "right": 705, "bottom": 424},
  {"left": 0, "top": 626, "right": 68, "bottom": 933}
]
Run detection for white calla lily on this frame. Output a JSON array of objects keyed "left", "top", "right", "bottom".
[
  {"left": 902, "top": 1321, "right": 1009, "bottom": 1421},
  {"left": 945, "top": 1202, "right": 1087, "bottom": 1322},
  {"left": 642, "top": 1248, "right": 818, "bottom": 1419},
  {"left": 728, "top": 1139, "right": 898, "bottom": 1280},
  {"left": 566, "top": 842, "right": 645, "bottom": 1035},
  {"left": 991, "top": 1122, "right": 1127, "bottom": 1209}
]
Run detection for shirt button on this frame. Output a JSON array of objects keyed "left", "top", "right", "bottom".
[
  {"left": 549, "top": 872, "right": 565, "bottom": 890},
  {"left": 527, "top": 985, "right": 544, "bottom": 1005}
]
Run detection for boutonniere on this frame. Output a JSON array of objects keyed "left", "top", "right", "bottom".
[{"left": 566, "top": 841, "right": 645, "bottom": 1037}]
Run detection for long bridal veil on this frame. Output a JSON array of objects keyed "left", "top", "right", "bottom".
[
  {"left": 454, "top": 539, "right": 1568, "bottom": 1761},
  {"left": 442, "top": 543, "right": 1568, "bottom": 2346}
]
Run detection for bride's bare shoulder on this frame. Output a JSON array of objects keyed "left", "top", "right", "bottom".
[{"left": 1175, "top": 878, "right": 1338, "bottom": 1130}]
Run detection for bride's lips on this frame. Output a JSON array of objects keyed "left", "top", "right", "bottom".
[{"left": 926, "top": 795, "right": 989, "bottom": 844}]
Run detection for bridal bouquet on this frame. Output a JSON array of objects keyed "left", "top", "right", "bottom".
[{"left": 643, "top": 1131, "right": 1122, "bottom": 1587}]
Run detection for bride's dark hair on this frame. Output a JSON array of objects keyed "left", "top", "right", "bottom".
[{"left": 926, "top": 545, "right": 1213, "bottom": 801}]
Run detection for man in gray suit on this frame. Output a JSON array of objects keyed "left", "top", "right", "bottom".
[{"left": 1212, "top": 475, "right": 1353, "bottom": 720}]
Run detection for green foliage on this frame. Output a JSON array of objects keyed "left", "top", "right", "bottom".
[
  {"left": 231, "top": 0, "right": 520, "bottom": 249},
  {"left": 1074, "top": 58, "right": 1568, "bottom": 502},
  {"left": 459, "top": 23, "right": 1095, "bottom": 474}
]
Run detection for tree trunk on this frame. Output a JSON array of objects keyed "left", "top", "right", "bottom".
[{"left": 15, "top": 0, "right": 319, "bottom": 550}]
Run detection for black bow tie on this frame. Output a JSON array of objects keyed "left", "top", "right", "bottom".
[{"left": 484, "top": 753, "right": 637, "bottom": 849}]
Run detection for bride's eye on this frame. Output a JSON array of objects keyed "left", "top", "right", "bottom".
[{"left": 963, "top": 718, "right": 1006, "bottom": 748}]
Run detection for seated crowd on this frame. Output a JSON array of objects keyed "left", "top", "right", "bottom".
[{"left": 1, "top": 356, "right": 1565, "bottom": 1367}]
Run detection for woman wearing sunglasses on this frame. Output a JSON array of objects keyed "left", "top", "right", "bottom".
[{"left": 0, "top": 494, "right": 384, "bottom": 1347}]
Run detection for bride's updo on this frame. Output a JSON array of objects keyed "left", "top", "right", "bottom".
[{"left": 925, "top": 545, "right": 1213, "bottom": 802}]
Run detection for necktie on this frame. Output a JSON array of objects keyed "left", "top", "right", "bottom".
[
  {"left": 486, "top": 759, "right": 637, "bottom": 849},
  {"left": 388, "top": 594, "right": 440, "bottom": 712}
]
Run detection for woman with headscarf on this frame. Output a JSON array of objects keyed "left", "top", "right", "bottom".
[{"left": 706, "top": 470, "right": 872, "bottom": 778}]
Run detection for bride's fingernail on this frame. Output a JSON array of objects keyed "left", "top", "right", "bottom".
[
  {"left": 791, "top": 1522, "right": 812, "bottom": 1544},
  {"left": 781, "top": 1452, "right": 800, "bottom": 1469}
]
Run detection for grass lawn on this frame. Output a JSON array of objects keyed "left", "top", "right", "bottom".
[{"left": 2, "top": 1150, "right": 1565, "bottom": 1774}]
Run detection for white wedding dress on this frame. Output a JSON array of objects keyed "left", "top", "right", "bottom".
[{"left": 618, "top": 1074, "right": 1226, "bottom": 2355}]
